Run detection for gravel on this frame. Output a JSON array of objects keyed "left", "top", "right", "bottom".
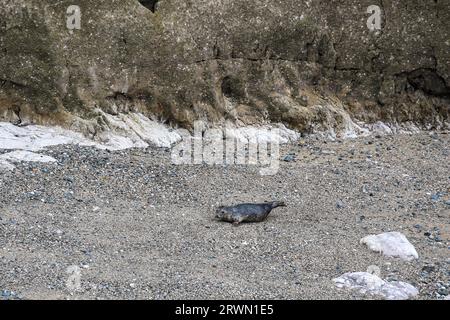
[{"left": 0, "top": 132, "right": 449, "bottom": 300}]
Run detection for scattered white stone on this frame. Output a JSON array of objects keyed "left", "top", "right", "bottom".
[
  {"left": 360, "top": 232, "right": 419, "bottom": 261},
  {"left": 96, "top": 131, "right": 148, "bottom": 151},
  {"left": 0, "top": 159, "right": 15, "bottom": 172},
  {"left": 334, "top": 272, "right": 419, "bottom": 300},
  {"left": 0, "top": 122, "right": 97, "bottom": 151},
  {"left": 340, "top": 115, "right": 370, "bottom": 139},
  {"left": 224, "top": 123, "right": 300, "bottom": 144},
  {"left": 0, "top": 111, "right": 436, "bottom": 157},
  {"left": 123, "top": 113, "right": 182, "bottom": 147},
  {"left": 367, "top": 121, "right": 393, "bottom": 135},
  {"left": 0, "top": 115, "right": 181, "bottom": 152},
  {"left": 99, "top": 112, "right": 182, "bottom": 149},
  {"left": 307, "top": 103, "right": 370, "bottom": 140},
  {"left": 0, "top": 150, "right": 57, "bottom": 163}
]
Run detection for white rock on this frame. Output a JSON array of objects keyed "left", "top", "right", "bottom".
[
  {"left": 0, "top": 150, "right": 57, "bottom": 163},
  {"left": 0, "top": 115, "right": 181, "bottom": 152},
  {"left": 334, "top": 272, "right": 419, "bottom": 300},
  {"left": 367, "top": 121, "right": 393, "bottom": 135},
  {"left": 224, "top": 123, "right": 300, "bottom": 144},
  {"left": 0, "top": 159, "right": 15, "bottom": 172},
  {"left": 0, "top": 122, "right": 97, "bottom": 151},
  {"left": 122, "top": 113, "right": 182, "bottom": 148},
  {"left": 95, "top": 131, "right": 148, "bottom": 151},
  {"left": 100, "top": 112, "right": 182, "bottom": 149},
  {"left": 360, "top": 232, "right": 418, "bottom": 261}
]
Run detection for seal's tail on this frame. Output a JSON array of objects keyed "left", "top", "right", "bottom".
[{"left": 271, "top": 201, "right": 286, "bottom": 208}]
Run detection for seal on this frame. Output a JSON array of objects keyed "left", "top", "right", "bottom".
[{"left": 215, "top": 201, "right": 286, "bottom": 225}]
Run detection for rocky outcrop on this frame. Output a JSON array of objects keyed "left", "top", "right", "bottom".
[{"left": 1, "top": 0, "right": 449, "bottom": 137}]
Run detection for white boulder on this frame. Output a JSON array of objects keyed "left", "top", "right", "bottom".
[
  {"left": 360, "top": 232, "right": 418, "bottom": 261},
  {"left": 334, "top": 272, "right": 419, "bottom": 300},
  {"left": 0, "top": 159, "right": 15, "bottom": 172},
  {"left": 0, "top": 150, "right": 57, "bottom": 163}
]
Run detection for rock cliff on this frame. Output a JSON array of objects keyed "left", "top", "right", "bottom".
[{"left": 1, "top": 0, "right": 449, "bottom": 137}]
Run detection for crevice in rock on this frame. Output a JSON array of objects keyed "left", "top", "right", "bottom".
[
  {"left": 138, "top": 0, "right": 159, "bottom": 13},
  {"left": 379, "top": 0, "right": 387, "bottom": 30},
  {"left": 106, "top": 92, "right": 133, "bottom": 102},
  {"left": 12, "top": 105, "right": 22, "bottom": 126},
  {"left": 333, "top": 65, "right": 361, "bottom": 72},
  {"left": 318, "top": 34, "right": 336, "bottom": 68},
  {"left": 0, "top": 78, "right": 27, "bottom": 89},
  {"left": 192, "top": 56, "right": 304, "bottom": 65},
  {"left": 405, "top": 68, "right": 450, "bottom": 98},
  {"left": 212, "top": 40, "right": 220, "bottom": 59},
  {"left": 221, "top": 76, "right": 246, "bottom": 102}
]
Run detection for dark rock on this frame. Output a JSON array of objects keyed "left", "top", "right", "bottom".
[
  {"left": 336, "top": 200, "right": 345, "bottom": 209},
  {"left": 1, "top": 290, "right": 11, "bottom": 298},
  {"left": 283, "top": 154, "right": 296, "bottom": 162},
  {"left": 438, "top": 288, "right": 449, "bottom": 296},
  {"left": 63, "top": 176, "right": 75, "bottom": 183},
  {"left": 422, "top": 265, "right": 435, "bottom": 273},
  {"left": 431, "top": 192, "right": 446, "bottom": 201},
  {"left": 138, "top": 0, "right": 159, "bottom": 13}
]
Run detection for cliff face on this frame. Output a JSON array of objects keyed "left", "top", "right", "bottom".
[{"left": 1, "top": 0, "right": 449, "bottom": 136}]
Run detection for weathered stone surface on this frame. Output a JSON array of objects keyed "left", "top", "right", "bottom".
[
  {"left": 0, "top": 150, "right": 57, "bottom": 163},
  {"left": 361, "top": 232, "right": 419, "bottom": 261},
  {"left": 0, "top": 0, "right": 449, "bottom": 136},
  {"left": 0, "top": 159, "right": 15, "bottom": 172},
  {"left": 334, "top": 272, "right": 419, "bottom": 300}
]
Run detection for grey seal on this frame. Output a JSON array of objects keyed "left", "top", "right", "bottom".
[{"left": 215, "top": 201, "right": 286, "bottom": 225}]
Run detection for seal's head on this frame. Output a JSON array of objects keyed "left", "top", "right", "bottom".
[{"left": 215, "top": 206, "right": 227, "bottom": 219}]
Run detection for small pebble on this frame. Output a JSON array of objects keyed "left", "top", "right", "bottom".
[
  {"left": 336, "top": 200, "right": 345, "bottom": 209},
  {"left": 283, "top": 154, "right": 296, "bottom": 162}
]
